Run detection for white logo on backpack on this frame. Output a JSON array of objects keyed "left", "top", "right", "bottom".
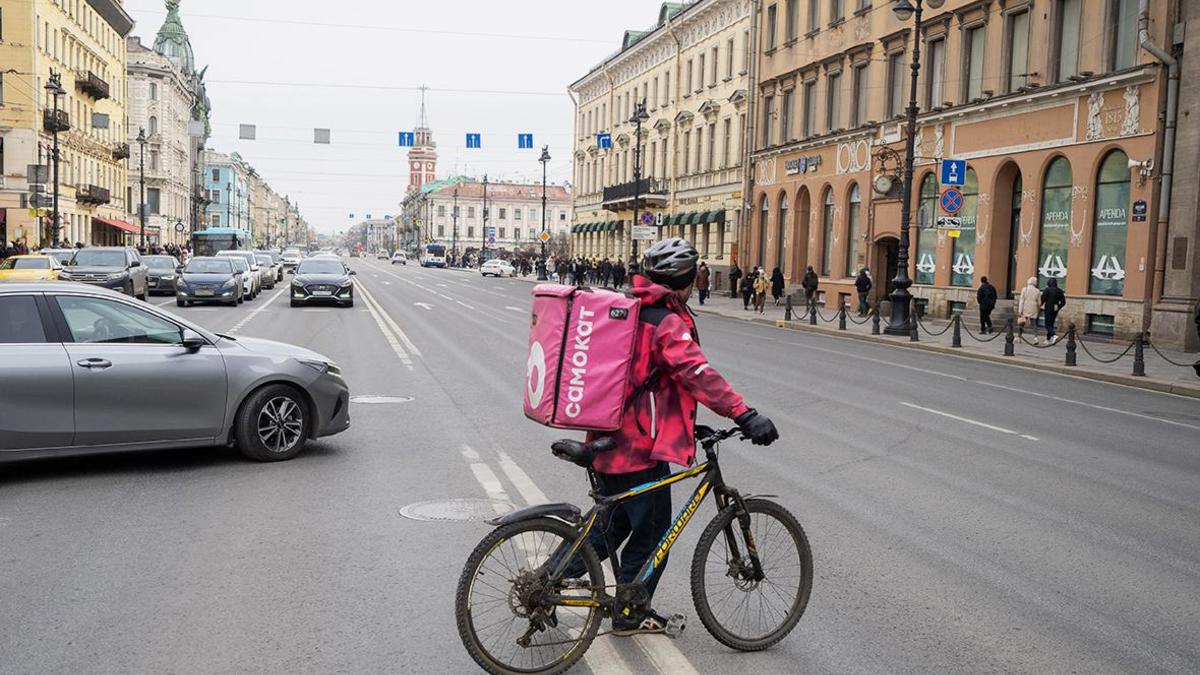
[{"left": 526, "top": 341, "right": 546, "bottom": 408}]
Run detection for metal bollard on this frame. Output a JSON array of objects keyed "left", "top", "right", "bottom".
[
  {"left": 1004, "top": 319, "right": 1015, "bottom": 356},
  {"left": 909, "top": 318, "right": 919, "bottom": 342},
  {"left": 809, "top": 300, "right": 817, "bottom": 326},
  {"left": 784, "top": 295, "right": 793, "bottom": 321},
  {"left": 871, "top": 310, "right": 880, "bottom": 335},
  {"left": 838, "top": 301, "right": 847, "bottom": 330},
  {"left": 1065, "top": 323, "right": 1077, "bottom": 366},
  {"left": 952, "top": 314, "right": 962, "bottom": 348},
  {"left": 1132, "top": 332, "right": 1146, "bottom": 376}
]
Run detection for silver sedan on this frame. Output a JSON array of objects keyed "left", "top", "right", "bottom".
[{"left": 0, "top": 283, "right": 350, "bottom": 462}]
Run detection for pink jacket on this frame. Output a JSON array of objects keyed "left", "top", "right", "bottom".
[{"left": 590, "top": 276, "right": 750, "bottom": 474}]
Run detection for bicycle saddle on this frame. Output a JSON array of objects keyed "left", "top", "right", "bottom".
[{"left": 551, "top": 437, "right": 616, "bottom": 468}]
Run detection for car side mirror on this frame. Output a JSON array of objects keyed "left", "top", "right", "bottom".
[
  {"left": 176, "top": 266, "right": 184, "bottom": 273},
  {"left": 180, "top": 329, "right": 206, "bottom": 352},
  {"left": 349, "top": 270, "right": 357, "bottom": 275},
  {"left": 129, "top": 260, "right": 141, "bottom": 267},
  {"left": 288, "top": 269, "right": 295, "bottom": 274}
]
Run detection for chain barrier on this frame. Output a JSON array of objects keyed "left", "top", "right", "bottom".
[
  {"left": 1075, "top": 335, "right": 1138, "bottom": 364},
  {"left": 914, "top": 313, "right": 954, "bottom": 337},
  {"left": 960, "top": 322, "right": 1005, "bottom": 343},
  {"left": 845, "top": 309, "right": 872, "bottom": 325},
  {"left": 1146, "top": 338, "right": 1200, "bottom": 368},
  {"left": 1015, "top": 332, "right": 1063, "bottom": 349},
  {"left": 815, "top": 306, "right": 839, "bottom": 323}
]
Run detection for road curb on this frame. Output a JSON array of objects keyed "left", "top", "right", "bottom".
[{"left": 693, "top": 307, "right": 1200, "bottom": 400}]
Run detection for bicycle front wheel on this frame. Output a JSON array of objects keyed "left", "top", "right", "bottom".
[
  {"left": 455, "top": 517, "right": 605, "bottom": 675},
  {"left": 690, "top": 498, "right": 812, "bottom": 651}
]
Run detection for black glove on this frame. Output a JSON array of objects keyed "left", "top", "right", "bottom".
[{"left": 735, "top": 409, "right": 778, "bottom": 446}]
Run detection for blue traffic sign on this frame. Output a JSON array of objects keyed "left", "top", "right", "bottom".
[
  {"left": 398, "top": 131, "right": 415, "bottom": 147},
  {"left": 941, "top": 159, "right": 966, "bottom": 186},
  {"left": 940, "top": 188, "right": 964, "bottom": 214},
  {"left": 518, "top": 133, "right": 534, "bottom": 149},
  {"left": 466, "top": 133, "right": 482, "bottom": 149},
  {"left": 596, "top": 132, "right": 612, "bottom": 150}
]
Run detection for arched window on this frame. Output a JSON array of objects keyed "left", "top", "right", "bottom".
[
  {"left": 758, "top": 195, "right": 770, "bottom": 266},
  {"left": 1037, "top": 157, "right": 1072, "bottom": 287},
  {"left": 845, "top": 183, "right": 862, "bottom": 277},
  {"left": 821, "top": 187, "right": 834, "bottom": 276},
  {"left": 776, "top": 192, "right": 789, "bottom": 271},
  {"left": 148, "top": 115, "right": 158, "bottom": 136},
  {"left": 1090, "top": 150, "right": 1130, "bottom": 295},
  {"left": 951, "top": 168, "right": 979, "bottom": 287},
  {"left": 915, "top": 174, "right": 938, "bottom": 284}
]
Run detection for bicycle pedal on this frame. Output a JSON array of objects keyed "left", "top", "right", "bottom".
[{"left": 664, "top": 614, "right": 687, "bottom": 638}]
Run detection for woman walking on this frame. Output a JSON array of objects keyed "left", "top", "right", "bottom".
[
  {"left": 1017, "top": 277, "right": 1042, "bottom": 343},
  {"left": 740, "top": 270, "right": 756, "bottom": 310},
  {"left": 770, "top": 267, "right": 785, "bottom": 306},
  {"left": 753, "top": 270, "right": 769, "bottom": 314}
]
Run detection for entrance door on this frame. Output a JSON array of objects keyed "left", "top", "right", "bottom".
[
  {"left": 875, "top": 237, "right": 899, "bottom": 300},
  {"left": 1006, "top": 174, "right": 1023, "bottom": 298}
]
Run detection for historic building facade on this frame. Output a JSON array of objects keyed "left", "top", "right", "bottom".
[
  {"left": 424, "top": 178, "right": 573, "bottom": 256},
  {"left": 202, "top": 149, "right": 250, "bottom": 232},
  {"left": 0, "top": 0, "right": 135, "bottom": 247},
  {"left": 746, "top": 0, "right": 1195, "bottom": 345},
  {"left": 569, "top": 0, "right": 753, "bottom": 290}
]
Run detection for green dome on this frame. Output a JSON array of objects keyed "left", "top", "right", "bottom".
[{"left": 153, "top": 0, "right": 195, "bottom": 74}]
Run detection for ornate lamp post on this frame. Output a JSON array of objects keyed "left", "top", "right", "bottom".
[
  {"left": 44, "top": 72, "right": 65, "bottom": 246},
  {"left": 538, "top": 145, "right": 551, "bottom": 280},
  {"left": 629, "top": 100, "right": 650, "bottom": 271},
  {"left": 137, "top": 126, "right": 147, "bottom": 249},
  {"left": 885, "top": 0, "right": 944, "bottom": 335}
]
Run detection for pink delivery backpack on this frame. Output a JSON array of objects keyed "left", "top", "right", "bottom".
[{"left": 523, "top": 284, "right": 642, "bottom": 432}]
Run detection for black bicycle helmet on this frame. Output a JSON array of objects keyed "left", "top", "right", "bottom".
[{"left": 642, "top": 238, "right": 699, "bottom": 289}]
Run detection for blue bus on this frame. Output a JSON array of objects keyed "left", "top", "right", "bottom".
[
  {"left": 419, "top": 243, "right": 447, "bottom": 268},
  {"left": 192, "top": 227, "right": 252, "bottom": 257}
]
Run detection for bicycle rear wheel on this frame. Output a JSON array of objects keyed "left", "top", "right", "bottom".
[
  {"left": 690, "top": 498, "right": 812, "bottom": 651},
  {"left": 455, "top": 517, "right": 604, "bottom": 675}
]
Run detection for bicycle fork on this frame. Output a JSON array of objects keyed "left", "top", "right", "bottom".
[{"left": 716, "top": 487, "right": 766, "bottom": 582}]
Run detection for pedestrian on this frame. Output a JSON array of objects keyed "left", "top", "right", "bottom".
[
  {"left": 753, "top": 270, "right": 768, "bottom": 314},
  {"left": 696, "top": 262, "right": 710, "bottom": 305},
  {"left": 770, "top": 267, "right": 785, "bottom": 306},
  {"left": 801, "top": 266, "right": 819, "bottom": 313},
  {"left": 976, "top": 276, "right": 997, "bottom": 334},
  {"left": 739, "top": 271, "right": 755, "bottom": 310},
  {"left": 614, "top": 259, "right": 627, "bottom": 288},
  {"left": 854, "top": 268, "right": 873, "bottom": 316},
  {"left": 1041, "top": 278, "right": 1066, "bottom": 344},
  {"left": 1017, "top": 276, "right": 1042, "bottom": 343},
  {"left": 728, "top": 264, "right": 742, "bottom": 299}
]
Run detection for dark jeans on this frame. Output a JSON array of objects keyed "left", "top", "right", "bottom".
[
  {"left": 698, "top": 288, "right": 709, "bottom": 305},
  {"left": 742, "top": 289, "right": 753, "bottom": 309},
  {"left": 857, "top": 292, "right": 869, "bottom": 315},
  {"left": 1045, "top": 310, "right": 1059, "bottom": 340},
  {"left": 980, "top": 307, "right": 993, "bottom": 333}
]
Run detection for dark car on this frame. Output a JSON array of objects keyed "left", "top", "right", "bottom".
[
  {"left": 289, "top": 258, "right": 355, "bottom": 307},
  {"left": 142, "top": 255, "right": 182, "bottom": 295},
  {"left": 58, "top": 247, "right": 149, "bottom": 300},
  {"left": 175, "top": 256, "right": 243, "bottom": 307},
  {"left": 254, "top": 253, "right": 278, "bottom": 289}
]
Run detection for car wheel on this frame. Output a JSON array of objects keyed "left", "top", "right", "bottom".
[
  {"left": 291, "top": 299, "right": 301, "bottom": 307},
  {"left": 176, "top": 299, "right": 185, "bottom": 307},
  {"left": 235, "top": 384, "right": 309, "bottom": 462},
  {"left": 227, "top": 299, "right": 238, "bottom": 307}
]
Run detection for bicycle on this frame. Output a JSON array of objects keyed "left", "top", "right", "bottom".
[{"left": 455, "top": 427, "right": 813, "bottom": 674}]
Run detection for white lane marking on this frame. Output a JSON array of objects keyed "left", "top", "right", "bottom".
[
  {"left": 356, "top": 282, "right": 423, "bottom": 358},
  {"left": 227, "top": 287, "right": 287, "bottom": 334},
  {"left": 456, "top": 300, "right": 475, "bottom": 310},
  {"left": 460, "top": 444, "right": 481, "bottom": 461},
  {"left": 414, "top": 302, "right": 433, "bottom": 311},
  {"left": 633, "top": 636, "right": 702, "bottom": 675},
  {"left": 437, "top": 283, "right": 448, "bottom": 287},
  {"left": 495, "top": 452, "right": 548, "bottom": 505},
  {"left": 505, "top": 306, "right": 524, "bottom": 312},
  {"left": 975, "top": 380, "right": 1200, "bottom": 432},
  {"left": 153, "top": 297, "right": 176, "bottom": 307},
  {"left": 437, "top": 293, "right": 454, "bottom": 301},
  {"left": 900, "top": 402, "right": 1038, "bottom": 440},
  {"left": 383, "top": 280, "right": 391, "bottom": 285},
  {"left": 357, "top": 285, "right": 414, "bottom": 371}
]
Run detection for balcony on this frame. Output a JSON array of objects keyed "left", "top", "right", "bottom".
[
  {"left": 112, "top": 143, "right": 130, "bottom": 160},
  {"left": 76, "top": 184, "right": 111, "bottom": 206},
  {"left": 43, "top": 109, "right": 71, "bottom": 133},
  {"left": 76, "top": 70, "right": 111, "bottom": 100},
  {"left": 601, "top": 177, "right": 670, "bottom": 212}
]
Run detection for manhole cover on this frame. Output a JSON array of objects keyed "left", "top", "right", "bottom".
[
  {"left": 350, "top": 395, "right": 414, "bottom": 404},
  {"left": 399, "top": 498, "right": 516, "bottom": 522}
]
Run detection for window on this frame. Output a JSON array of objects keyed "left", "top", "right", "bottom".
[
  {"left": 57, "top": 296, "right": 182, "bottom": 345},
  {"left": 803, "top": 80, "right": 817, "bottom": 137},
  {"left": 664, "top": 71, "right": 671, "bottom": 104},
  {"left": 211, "top": 214, "right": 220, "bottom": 226},
  {"left": 1053, "top": 0, "right": 1082, "bottom": 81},
  {"left": 467, "top": 206, "right": 475, "bottom": 218},
  {"left": 149, "top": 81, "right": 157, "bottom": 100},
  {"left": 964, "top": 24, "right": 986, "bottom": 100},
  {"left": 781, "top": 89, "right": 794, "bottom": 141},
  {"left": 211, "top": 168, "right": 220, "bottom": 182},
  {"left": 683, "top": 130, "right": 691, "bottom": 173},
  {"left": 821, "top": 188, "right": 834, "bottom": 276},
  {"left": 808, "top": 0, "right": 820, "bottom": 32},
  {"left": 1090, "top": 150, "right": 1131, "bottom": 296},
  {"left": 925, "top": 38, "right": 945, "bottom": 107},
  {"left": 498, "top": 207, "right": 506, "bottom": 220},
  {"left": 1086, "top": 314, "right": 1116, "bottom": 336},
  {"left": 951, "top": 168, "right": 978, "bottom": 287},
  {"left": 438, "top": 225, "right": 445, "bottom": 237},
  {"left": 652, "top": 77, "right": 659, "bottom": 108},
  {"left": 437, "top": 204, "right": 446, "bottom": 217},
  {"left": 1038, "top": 157, "right": 1073, "bottom": 287},
  {"left": 845, "top": 183, "right": 861, "bottom": 276},
  {"left": 888, "top": 51, "right": 905, "bottom": 118},
  {"left": 742, "top": 29, "right": 751, "bottom": 72},
  {"left": 707, "top": 122, "right": 716, "bottom": 171},
  {"left": 149, "top": 150, "right": 159, "bottom": 171},
  {"left": 758, "top": 196, "right": 770, "bottom": 265},
  {"left": 0, "top": 296, "right": 47, "bottom": 343},
  {"left": 761, "top": 96, "right": 774, "bottom": 146},
  {"left": 514, "top": 208, "right": 522, "bottom": 220},
  {"left": 499, "top": 227, "right": 506, "bottom": 239},
  {"left": 727, "top": 38, "right": 735, "bottom": 78},
  {"left": 826, "top": 71, "right": 841, "bottom": 132},
  {"left": 468, "top": 226, "right": 475, "bottom": 238},
  {"left": 711, "top": 46, "right": 719, "bottom": 85},
  {"left": 1109, "top": 0, "right": 1138, "bottom": 70},
  {"left": 851, "top": 64, "right": 869, "bottom": 126},
  {"left": 148, "top": 115, "right": 157, "bottom": 135},
  {"left": 1005, "top": 10, "right": 1030, "bottom": 93},
  {"left": 147, "top": 187, "right": 161, "bottom": 215},
  {"left": 916, "top": 174, "right": 938, "bottom": 284},
  {"left": 722, "top": 118, "right": 732, "bottom": 167},
  {"left": 785, "top": 0, "right": 799, "bottom": 41},
  {"left": 697, "top": 54, "right": 706, "bottom": 92},
  {"left": 777, "top": 193, "right": 789, "bottom": 270},
  {"left": 766, "top": 4, "right": 778, "bottom": 50},
  {"left": 830, "top": 0, "right": 845, "bottom": 24},
  {"left": 686, "top": 61, "right": 694, "bottom": 96}
]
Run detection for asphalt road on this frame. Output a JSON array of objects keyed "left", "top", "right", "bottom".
[{"left": 2, "top": 258, "right": 1199, "bottom": 675}]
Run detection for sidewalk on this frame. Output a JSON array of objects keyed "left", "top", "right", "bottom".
[{"left": 693, "top": 290, "right": 1200, "bottom": 398}]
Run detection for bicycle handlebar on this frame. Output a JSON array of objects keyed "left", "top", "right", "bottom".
[{"left": 696, "top": 426, "right": 743, "bottom": 448}]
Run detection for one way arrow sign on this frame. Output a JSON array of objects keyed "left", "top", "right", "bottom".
[{"left": 941, "top": 159, "right": 966, "bottom": 186}]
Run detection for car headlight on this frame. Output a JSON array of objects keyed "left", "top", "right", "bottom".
[
  {"left": 108, "top": 272, "right": 128, "bottom": 281},
  {"left": 292, "top": 279, "right": 304, "bottom": 287},
  {"left": 300, "top": 359, "right": 339, "bottom": 375},
  {"left": 59, "top": 271, "right": 73, "bottom": 279},
  {"left": 220, "top": 279, "right": 236, "bottom": 289},
  {"left": 162, "top": 274, "right": 176, "bottom": 281}
]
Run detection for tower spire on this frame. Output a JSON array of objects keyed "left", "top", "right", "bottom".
[{"left": 417, "top": 85, "right": 429, "bottom": 129}]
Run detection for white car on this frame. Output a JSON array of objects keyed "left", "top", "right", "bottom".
[
  {"left": 391, "top": 252, "right": 408, "bottom": 265},
  {"left": 281, "top": 249, "right": 302, "bottom": 268},
  {"left": 480, "top": 259, "right": 515, "bottom": 277},
  {"left": 215, "top": 251, "right": 264, "bottom": 299},
  {"left": 376, "top": 250, "right": 390, "bottom": 260}
]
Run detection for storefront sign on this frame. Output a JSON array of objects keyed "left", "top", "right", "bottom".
[
  {"left": 784, "top": 155, "right": 822, "bottom": 175},
  {"left": 1131, "top": 199, "right": 1147, "bottom": 222}
]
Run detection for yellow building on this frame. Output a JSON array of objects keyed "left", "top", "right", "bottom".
[{"left": 0, "top": 0, "right": 135, "bottom": 248}]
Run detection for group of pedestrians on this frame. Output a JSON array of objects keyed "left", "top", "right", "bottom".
[
  {"left": 733, "top": 265, "right": 784, "bottom": 314},
  {"left": 552, "top": 256, "right": 629, "bottom": 288},
  {"left": 974, "top": 275, "right": 1066, "bottom": 343}
]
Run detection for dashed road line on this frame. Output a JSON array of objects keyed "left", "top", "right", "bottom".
[
  {"left": 356, "top": 283, "right": 414, "bottom": 371},
  {"left": 900, "top": 402, "right": 1039, "bottom": 441},
  {"left": 505, "top": 306, "right": 524, "bottom": 312},
  {"left": 227, "top": 287, "right": 287, "bottom": 334},
  {"left": 356, "top": 282, "right": 423, "bottom": 358}
]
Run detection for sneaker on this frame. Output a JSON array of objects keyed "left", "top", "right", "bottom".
[
  {"left": 612, "top": 609, "right": 670, "bottom": 636},
  {"left": 1050, "top": 335, "right": 1059, "bottom": 345},
  {"left": 1034, "top": 337, "right": 1040, "bottom": 345}
]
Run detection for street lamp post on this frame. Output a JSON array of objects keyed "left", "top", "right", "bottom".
[
  {"left": 538, "top": 145, "right": 551, "bottom": 280},
  {"left": 452, "top": 187, "right": 460, "bottom": 264},
  {"left": 885, "top": 0, "right": 943, "bottom": 335},
  {"left": 481, "top": 174, "right": 489, "bottom": 263},
  {"left": 137, "top": 127, "right": 147, "bottom": 250},
  {"left": 44, "top": 72, "right": 65, "bottom": 247},
  {"left": 629, "top": 101, "right": 650, "bottom": 272}
]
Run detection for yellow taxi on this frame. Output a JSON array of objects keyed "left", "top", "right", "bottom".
[{"left": 0, "top": 254, "right": 64, "bottom": 281}]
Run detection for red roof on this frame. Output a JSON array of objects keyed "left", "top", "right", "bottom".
[{"left": 93, "top": 216, "right": 139, "bottom": 234}]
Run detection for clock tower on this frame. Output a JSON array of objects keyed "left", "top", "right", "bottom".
[{"left": 407, "top": 86, "right": 437, "bottom": 193}]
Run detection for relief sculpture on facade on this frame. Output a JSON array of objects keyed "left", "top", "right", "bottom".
[
  {"left": 1086, "top": 91, "right": 1104, "bottom": 141},
  {"left": 1121, "top": 85, "right": 1140, "bottom": 137}
]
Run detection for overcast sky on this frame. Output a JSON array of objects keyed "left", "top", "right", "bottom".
[{"left": 123, "top": 0, "right": 662, "bottom": 234}]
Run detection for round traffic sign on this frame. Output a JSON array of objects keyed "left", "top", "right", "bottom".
[
  {"left": 640, "top": 211, "right": 655, "bottom": 225},
  {"left": 940, "top": 188, "right": 964, "bottom": 214}
]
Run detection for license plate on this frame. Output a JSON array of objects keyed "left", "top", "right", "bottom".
[
  {"left": 196, "top": 290, "right": 214, "bottom": 297},
  {"left": 313, "top": 290, "right": 333, "bottom": 296}
]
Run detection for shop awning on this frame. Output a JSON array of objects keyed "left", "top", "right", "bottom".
[
  {"left": 93, "top": 216, "right": 139, "bottom": 234},
  {"left": 571, "top": 224, "right": 581, "bottom": 233},
  {"left": 687, "top": 212, "right": 704, "bottom": 224},
  {"left": 612, "top": 220, "right": 624, "bottom": 231}
]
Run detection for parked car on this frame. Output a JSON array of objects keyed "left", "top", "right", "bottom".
[
  {"left": 58, "top": 246, "right": 149, "bottom": 300},
  {"left": 480, "top": 259, "right": 516, "bottom": 277},
  {"left": 391, "top": 251, "right": 408, "bottom": 265},
  {"left": 266, "top": 250, "right": 285, "bottom": 281},
  {"left": 254, "top": 253, "right": 279, "bottom": 289},
  {"left": 281, "top": 249, "right": 303, "bottom": 269},
  {"left": 0, "top": 254, "right": 64, "bottom": 281},
  {"left": 0, "top": 282, "right": 350, "bottom": 462},
  {"left": 38, "top": 248, "right": 78, "bottom": 266},
  {"left": 289, "top": 257, "right": 355, "bottom": 307},
  {"left": 141, "top": 255, "right": 182, "bottom": 295},
  {"left": 175, "top": 256, "right": 243, "bottom": 307},
  {"left": 215, "top": 251, "right": 263, "bottom": 298},
  {"left": 227, "top": 257, "right": 255, "bottom": 302}
]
